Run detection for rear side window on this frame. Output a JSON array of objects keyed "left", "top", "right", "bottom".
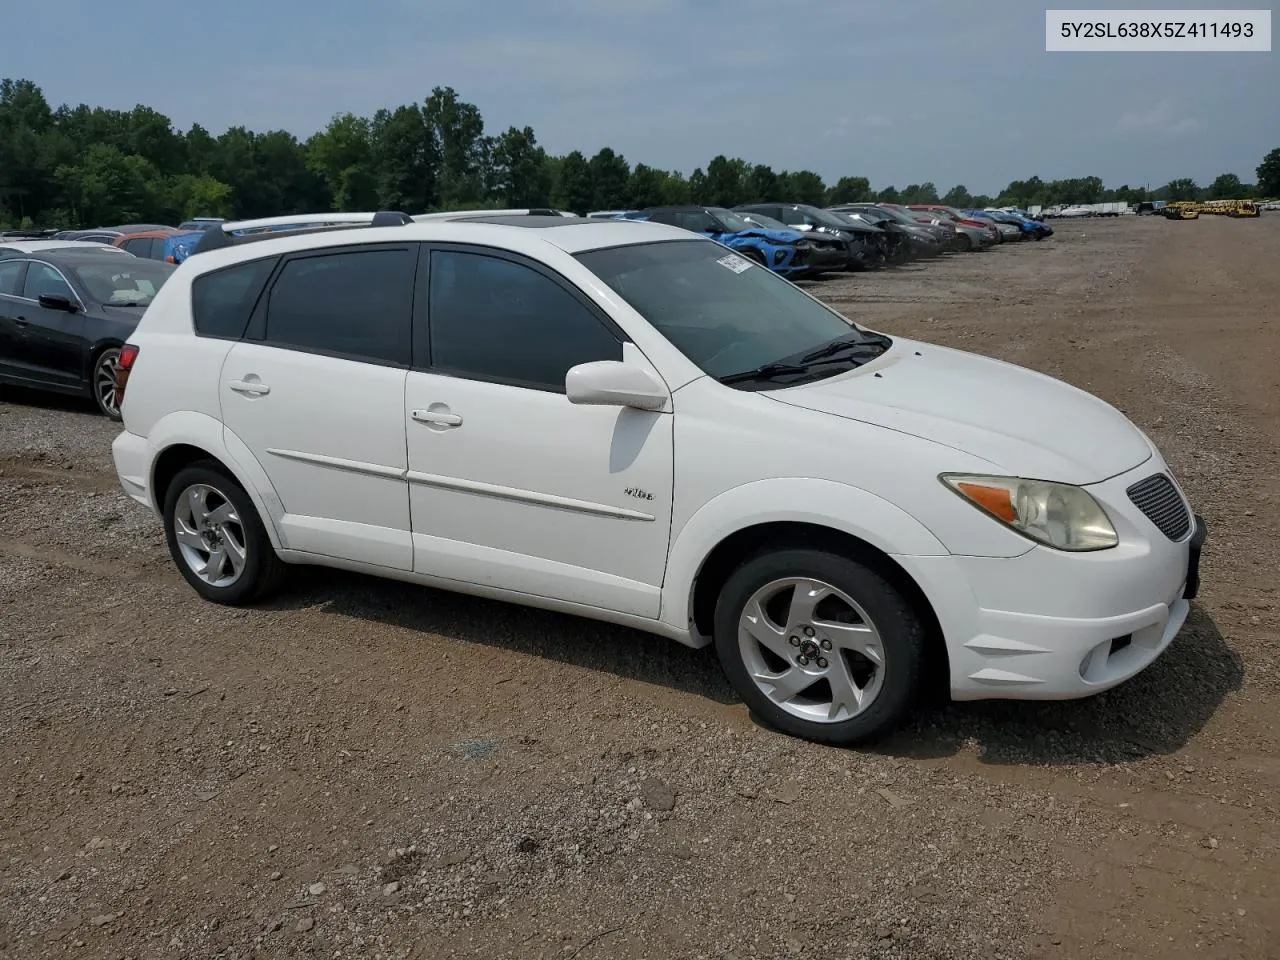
[
  {"left": 123, "top": 238, "right": 151, "bottom": 256},
  {"left": 426, "top": 250, "right": 622, "bottom": 391},
  {"left": 0, "top": 259, "right": 24, "bottom": 295},
  {"left": 191, "top": 258, "right": 276, "bottom": 340},
  {"left": 264, "top": 248, "right": 414, "bottom": 366}
]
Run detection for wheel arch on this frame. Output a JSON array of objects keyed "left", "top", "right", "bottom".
[
  {"left": 685, "top": 520, "right": 948, "bottom": 690},
  {"left": 143, "top": 413, "right": 285, "bottom": 550}
]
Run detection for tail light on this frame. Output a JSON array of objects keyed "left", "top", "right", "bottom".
[{"left": 114, "top": 343, "right": 140, "bottom": 411}]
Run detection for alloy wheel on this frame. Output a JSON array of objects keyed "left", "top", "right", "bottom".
[
  {"left": 737, "top": 577, "right": 885, "bottom": 724},
  {"left": 172, "top": 483, "right": 248, "bottom": 587}
]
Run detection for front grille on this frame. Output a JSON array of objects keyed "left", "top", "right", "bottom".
[{"left": 1126, "top": 473, "right": 1191, "bottom": 541}]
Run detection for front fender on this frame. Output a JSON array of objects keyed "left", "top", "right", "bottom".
[
  {"left": 659, "top": 478, "right": 949, "bottom": 639},
  {"left": 144, "top": 411, "right": 285, "bottom": 550}
]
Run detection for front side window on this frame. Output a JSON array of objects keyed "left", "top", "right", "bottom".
[
  {"left": 23, "top": 263, "right": 74, "bottom": 301},
  {"left": 426, "top": 250, "right": 622, "bottom": 392},
  {"left": 124, "top": 238, "right": 151, "bottom": 256},
  {"left": 577, "top": 239, "right": 888, "bottom": 382},
  {"left": 264, "top": 248, "right": 414, "bottom": 365}
]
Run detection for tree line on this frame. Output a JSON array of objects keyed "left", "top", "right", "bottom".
[{"left": 2, "top": 78, "right": 1278, "bottom": 230}]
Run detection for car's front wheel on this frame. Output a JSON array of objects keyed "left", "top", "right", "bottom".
[
  {"left": 162, "top": 462, "right": 286, "bottom": 605},
  {"left": 714, "top": 548, "right": 925, "bottom": 745}
]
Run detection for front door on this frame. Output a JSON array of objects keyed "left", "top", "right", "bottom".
[
  {"left": 16, "top": 261, "right": 86, "bottom": 387},
  {"left": 404, "top": 246, "right": 674, "bottom": 618},
  {"left": 218, "top": 243, "right": 418, "bottom": 570},
  {"left": 0, "top": 259, "right": 29, "bottom": 379}
]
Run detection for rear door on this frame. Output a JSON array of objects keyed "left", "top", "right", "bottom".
[{"left": 218, "top": 242, "right": 417, "bottom": 570}]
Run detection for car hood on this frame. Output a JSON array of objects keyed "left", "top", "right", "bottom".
[
  {"left": 717, "top": 227, "right": 804, "bottom": 244},
  {"left": 769, "top": 339, "right": 1151, "bottom": 485}
]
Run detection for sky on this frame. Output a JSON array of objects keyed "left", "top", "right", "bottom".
[{"left": 9, "top": 0, "right": 1277, "bottom": 195}]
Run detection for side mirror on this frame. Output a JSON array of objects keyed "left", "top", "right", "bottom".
[
  {"left": 38, "top": 293, "right": 77, "bottom": 312},
  {"left": 566, "top": 361, "right": 669, "bottom": 411}
]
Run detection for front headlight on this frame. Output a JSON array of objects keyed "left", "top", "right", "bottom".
[{"left": 940, "top": 474, "right": 1119, "bottom": 551}]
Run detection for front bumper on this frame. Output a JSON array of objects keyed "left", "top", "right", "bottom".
[{"left": 897, "top": 466, "right": 1206, "bottom": 702}]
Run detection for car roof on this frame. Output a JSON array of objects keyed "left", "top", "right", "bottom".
[
  {"left": 181, "top": 216, "right": 697, "bottom": 273},
  {"left": 0, "top": 239, "right": 135, "bottom": 255},
  {"left": 26, "top": 247, "right": 161, "bottom": 267},
  {"left": 114, "top": 228, "right": 182, "bottom": 241}
]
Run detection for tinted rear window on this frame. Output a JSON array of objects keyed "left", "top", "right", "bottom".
[{"left": 191, "top": 257, "right": 277, "bottom": 339}]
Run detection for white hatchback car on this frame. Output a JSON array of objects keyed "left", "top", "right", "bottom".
[{"left": 111, "top": 212, "right": 1206, "bottom": 744}]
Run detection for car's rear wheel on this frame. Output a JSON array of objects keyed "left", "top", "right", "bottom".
[
  {"left": 162, "top": 461, "right": 287, "bottom": 605},
  {"left": 91, "top": 347, "right": 122, "bottom": 420},
  {"left": 714, "top": 548, "right": 925, "bottom": 745}
]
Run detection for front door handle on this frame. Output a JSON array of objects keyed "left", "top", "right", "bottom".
[
  {"left": 228, "top": 378, "right": 271, "bottom": 396},
  {"left": 411, "top": 408, "right": 462, "bottom": 427},
  {"left": 14, "top": 316, "right": 28, "bottom": 326}
]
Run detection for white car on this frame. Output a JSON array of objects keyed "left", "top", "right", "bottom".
[
  {"left": 0, "top": 239, "right": 135, "bottom": 256},
  {"left": 110, "top": 213, "right": 1206, "bottom": 745}
]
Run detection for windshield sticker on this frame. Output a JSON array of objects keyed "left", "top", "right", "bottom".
[{"left": 716, "top": 252, "right": 753, "bottom": 274}]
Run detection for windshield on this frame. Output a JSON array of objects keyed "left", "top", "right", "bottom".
[
  {"left": 802, "top": 206, "right": 861, "bottom": 229},
  {"left": 872, "top": 206, "right": 920, "bottom": 225},
  {"left": 576, "top": 239, "right": 888, "bottom": 384},
  {"left": 739, "top": 212, "right": 789, "bottom": 230},
  {"left": 707, "top": 208, "right": 756, "bottom": 233},
  {"left": 70, "top": 259, "right": 176, "bottom": 305},
  {"left": 832, "top": 208, "right": 888, "bottom": 225}
]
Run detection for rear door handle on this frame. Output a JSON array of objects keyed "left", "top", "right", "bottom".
[
  {"left": 228, "top": 379, "right": 271, "bottom": 396},
  {"left": 411, "top": 408, "right": 462, "bottom": 427}
]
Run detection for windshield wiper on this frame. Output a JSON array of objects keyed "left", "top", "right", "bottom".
[
  {"left": 718, "top": 361, "right": 812, "bottom": 385},
  {"left": 797, "top": 331, "right": 892, "bottom": 364}
]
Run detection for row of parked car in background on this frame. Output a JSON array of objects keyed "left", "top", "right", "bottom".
[
  {"left": 582, "top": 203, "right": 1052, "bottom": 278},
  {"left": 0, "top": 201, "right": 1052, "bottom": 424}
]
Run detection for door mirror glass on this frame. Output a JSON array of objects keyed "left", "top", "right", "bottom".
[
  {"left": 565, "top": 361, "right": 668, "bottom": 411},
  {"left": 38, "top": 293, "right": 77, "bottom": 312}
]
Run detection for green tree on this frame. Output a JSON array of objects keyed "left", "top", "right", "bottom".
[
  {"left": 369, "top": 105, "right": 439, "bottom": 212},
  {"left": 588, "top": 147, "right": 630, "bottom": 210},
  {"left": 942, "top": 184, "right": 973, "bottom": 207},
  {"left": 703, "top": 155, "right": 747, "bottom": 207},
  {"left": 899, "top": 182, "right": 938, "bottom": 204},
  {"left": 424, "top": 86, "right": 488, "bottom": 206},
  {"left": 1160, "top": 178, "right": 1199, "bottom": 201},
  {"left": 687, "top": 167, "right": 708, "bottom": 204},
  {"left": 307, "top": 113, "right": 376, "bottom": 211},
  {"left": 1207, "top": 173, "right": 1243, "bottom": 200},
  {"left": 1254, "top": 148, "right": 1280, "bottom": 197},
  {"left": 57, "top": 143, "right": 159, "bottom": 225},
  {"left": 781, "top": 170, "right": 826, "bottom": 206},
  {"left": 553, "top": 150, "right": 594, "bottom": 213},
  {"left": 626, "top": 163, "right": 665, "bottom": 208},
  {"left": 876, "top": 185, "right": 900, "bottom": 203},
  {"left": 491, "top": 126, "right": 549, "bottom": 207},
  {"left": 744, "top": 164, "right": 779, "bottom": 202},
  {"left": 827, "top": 176, "right": 870, "bottom": 204}
]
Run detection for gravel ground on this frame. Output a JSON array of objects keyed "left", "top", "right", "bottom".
[{"left": 2, "top": 216, "right": 1278, "bottom": 960}]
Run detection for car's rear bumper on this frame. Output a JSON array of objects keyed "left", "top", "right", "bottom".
[{"left": 112, "top": 428, "right": 156, "bottom": 513}]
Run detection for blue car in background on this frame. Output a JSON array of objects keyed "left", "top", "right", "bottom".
[
  {"left": 162, "top": 230, "right": 205, "bottom": 264},
  {"left": 967, "top": 209, "right": 1052, "bottom": 240},
  {"left": 629, "top": 206, "right": 815, "bottom": 278}
]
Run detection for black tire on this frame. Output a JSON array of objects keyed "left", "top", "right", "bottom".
[
  {"left": 162, "top": 460, "right": 287, "bottom": 605},
  {"left": 90, "top": 346, "right": 123, "bottom": 421},
  {"left": 713, "top": 547, "right": 926, "bottom": 746}
]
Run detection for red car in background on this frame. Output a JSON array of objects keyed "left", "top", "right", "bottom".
[{"left": 907, "top": 204, "right": 1003, "bottom": 243}]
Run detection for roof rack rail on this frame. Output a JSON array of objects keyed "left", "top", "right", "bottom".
[
  {"left": 189, "top": 211, "right": 412, "bottom": 258},
  {"left": 412, "top": 208, "right": 573, "bottom": 222}
]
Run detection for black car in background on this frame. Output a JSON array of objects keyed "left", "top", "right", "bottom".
[
  {"left": 0, "top": 248, "right": 175, "bottom": 419},
  {"left": 735, "top": 203, "right": 887, "bottom": 271},
  {"left": 827, "top": 205, "right": 939, "bottom": 262}
]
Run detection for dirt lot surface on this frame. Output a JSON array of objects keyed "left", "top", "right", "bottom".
[{"left": 2, "top": 216, "right": 1278, "bottom": 960}]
